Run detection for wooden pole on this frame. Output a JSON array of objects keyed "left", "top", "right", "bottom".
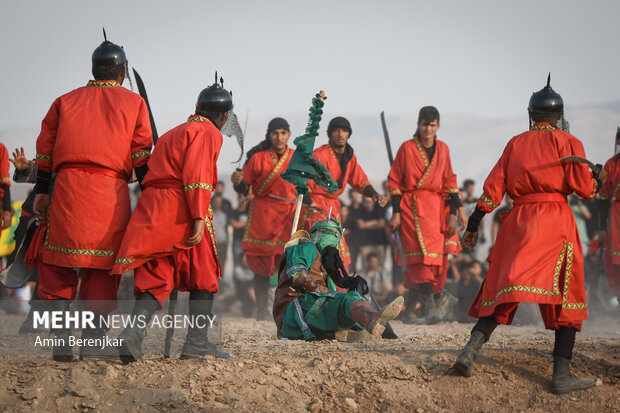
[{"left": 290, "top": 193, "right": 304, "bottom": 235}]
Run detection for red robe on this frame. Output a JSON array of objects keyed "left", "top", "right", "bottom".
[
  {"left": 112, "top": 115, "right": 222, "bottom": 278},
  {"left": 0, "top": 143, "right": 10, "bottom": 199},
  {"left": 36, "top": 80, "right": 152, "bottom": 270},
  {"left": 600, "top": 154, "right": 620, "bottom": 295},
  {"left": 469, "top": 123, "right": 598, "bottom": 326},
  {"left": 306, "top": 144, "right": 373, "bottom": 266},
  {"left": 241, "top": 148, "right": 297, "bottom": 276},
  {"left": 387, "top": 137, "right": 459, "bottom": 272}
]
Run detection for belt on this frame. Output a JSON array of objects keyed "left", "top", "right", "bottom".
[
  {"left": 60, "top": 163, "right": 127, "bottom": 180},
  {"left": 513, "top": 193, "right": 567, "bottom": 205}
]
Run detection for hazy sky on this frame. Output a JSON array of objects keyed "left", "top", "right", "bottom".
[{"left": 1, "top": 0, "right": 619, "bottom": 131}]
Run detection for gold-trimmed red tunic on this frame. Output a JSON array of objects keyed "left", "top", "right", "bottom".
[
  {"left": 35, "top": 80, "right": 152, "bottom": 269},
  {"left": 241, "top": 148, "right": 297, "bottom": 260},
  {"left": 469, "top": 123, "right": 598, "bottom": 323},
  {"left": 112, "top": 115, "right": 221, "bottom": 277},
  {"left": 387, "top": 137, "right": 459, "bottom": 268},
  {"left": 305, "top": 144, "right": 373, "bottom": 266},
  {"left": 600, "top": 153, "right": 620, "bottom": 295}
]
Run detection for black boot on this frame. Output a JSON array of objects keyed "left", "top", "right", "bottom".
[
  {"left": 401, "top": 288, "right": 424, "bottom": 324},
  {"left": 420, "top": 283, "right": 441, "bottom": 325},
  {"left": 181, "top": 291, "right": 230, "bottom": 359},
  {"left": 435, "top": 291, "right": 458, "bottom": 320},
  {"left": 253, "top": 274, "right": 271, "bottom": 321},
  {"left": 550, "top": 327, "right": 596, "bottom": 394},
  {"left": 18, "top": 299, "right": 47, "bottom": 334},
  {"left": 117, "top": 292, "right": 158, "bottom": 364},
  {"left": 50, "top": 299, "right": 73, "bottom": 362},
  {"left": 453, "top": 317, "right": 498, "bottom": 377},
  {"left": 79, "top": 313, "right": 116, "bottom": 360}
]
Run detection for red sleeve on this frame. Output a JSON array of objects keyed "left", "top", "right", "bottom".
[
  {"left": 478, "top": 142, "right": 511, "bottom": 213},
  {"left": 348, "top": 156, "right": 372, "bottom": 194},
  {"left": 0, "top": 144, "right": 10, "bottom": 186},
  {"left": 560, "top": 137, "right": 598, "bottom": 201},
  {"left": 182, "top": 128, "right": 221, "bottom": 220},
  {"left": 35, "top": 98, "right": 61, "bottom": 173},
  {"left": 599, "top": 157, "right": 615, "bottom": 200},
  {"left": 387, "top": 145, "right": 405, "bottom": 196},
  {"left": 241, "top": 152, "right": 261, "bottom": 189},
  {"left": 441, "top": 145, "right": 459, "bottom": 194},
  {"left": 130, "top": 99, "right": 153, "bottom": 168}
]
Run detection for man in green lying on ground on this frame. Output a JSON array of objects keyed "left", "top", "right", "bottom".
[{"left": 273, "top": 217, "right": 403, "bottom": 340}]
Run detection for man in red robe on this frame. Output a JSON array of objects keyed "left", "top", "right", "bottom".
[
  {"left": 453, "top": 76, "right": 602, "bottom": 395},
  {"left": 32, "top": 35, "right": 152, "bottom": 361},
  {"left": 113, "top": 78, "right": 233, "bottom": 362},
  {"left": 0, "top": 143, "right": 12, "bottom": 229},
  {"left": 388, "top": 107, "right": 466, "bottom": 324},
  {"left": 306, "top": 117, "right": 387, "bottom": 269},
  {"left": 231, "top": 117, "right": 297, "bottom": 320},
  {"left": 599, "top": 141, "right": 620, "bottom": 301}
]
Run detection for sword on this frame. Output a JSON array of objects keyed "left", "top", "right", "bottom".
[
  {"left": 267, "top": 193, "right": 327, "bottom": 214},
  {"left": 558, "top": 155, "right": 597, "bottom": 171},
  {"left": 132, "top": 68, "right": 159, "bottom": 144},
  {"left": 380, "top": 111, "right": 408, "bottom": 273}
]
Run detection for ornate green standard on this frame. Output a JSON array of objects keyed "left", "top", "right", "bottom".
[{"left": 281, "top": 91, "right": 338, "bottom": 234}]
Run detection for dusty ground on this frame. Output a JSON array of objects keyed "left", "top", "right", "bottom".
[{"left": 0, "top": 313, "right": 618, "bottom": 412}]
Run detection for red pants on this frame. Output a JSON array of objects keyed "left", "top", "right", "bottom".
[
  {"left": 404, "top": 263, "right": 441, "bottom": 290},
  {"left": 134, "top": 235, "right": 219, "bottom": 307},
  {"left": 605, "top": 251, "right": 620, "bottom": 296},
  {"left": 480, "top": 302, "right": 583, "bottom": 331},
  {"left": 246, "top": 254, "right": 282, "bottom": 278},
  {"left": 38, "top": 263, "right": 121, "bottom": 314}
]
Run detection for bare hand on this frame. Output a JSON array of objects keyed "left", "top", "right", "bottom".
[
  {"left": 457, "top": 206, "right": 468, "bottom": 231},
  {"left": 9, "top": 147, "right": 34, "bottom": 171},
  {"left": 389, "top": 212, "right": 401, "bottom": 233},
  {"left": 231, "top": 170, "right": 243, "bottom": 185},
  {"left": 187, "top": 218, "right": 205, "bottom": 246},
  {"left": 33, "top": 194, "right": 51, "bottom": 222},
  {"left": 446, "top": 214, "right": 457, "bottom": 237},
  {"left": 1, "top": 210, "right": 12, "bottom": 229},
  {"left": 373, "top": 193, "right": 388, "bottom": 207},
  {"left": 463, "top": 231, "right": 478, "bottom": 252},
  {"left": 598, "top": 230, "right": 607, "bottom": 243}
]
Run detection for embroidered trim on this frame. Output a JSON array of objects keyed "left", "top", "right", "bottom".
[
  {"left": 444, "top": 240, "right": 459, "bottom": 246},
  {"left": 115, "top": 257, "right": 136, "bottom": 265},
  {"left": 359, "top": 181, "right": 371, "bottom": 189},
  {"left": 531, "top": 123, "right": 556, "bottom": 131},
  {"left": 87, "top": 80, "right": 120, "bottom": 88},
  {"left": 243, "top": 201, "right": 277, "bottom": 246},
  {"left": 184, "top": 182, "right": 214, "bottom": 192},
  {"left": 205, "top": 208, "right": 219, "bottom": 258},
  {"left": 131, "top": 150, "right": 151, "bottom": 160},
  {"left": 389, "top": 189, "right": 402, "bottom": 196},
  {"left": 36, "top": 153, "right": 52, "bottom": 162},
  {"left": 0, "top": 177, "right": 10, "bottom": 183},
  {"left": 256, "top": 148, "right": 290, "bottom": 196},
  {"left": 585, "top": 180, "right": 598, "bottom": 201},
  {"left": 480, "top": 193, "right": 499, "bottom": 210},
  {"left": 413, "top": 137, "right": 429, "bottom": 168},
  {"left": 338, "top": 238, "right": 350, "bottom": 258},
  {"left": 187, "top": 115, "right": 211, "bottom": 123},
  {"left": 447, "top": 188, "right": 460, "bottom": 194},
  {"left": 612, "top": 181, "right": 620, "bottom": 202},
  {"left": 269, "top": 149, "right": 278, "bottom": 166},
  {"left": 44, "top": 217, "right": 115, "bottom": 257},
  {"left": 410, "top": 197, "right": 443, "bottom": 258},
  {"left": 481, "top": 241, "right": 586, "bottom": 310}
]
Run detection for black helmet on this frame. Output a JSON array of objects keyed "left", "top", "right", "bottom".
[
  {"left": 196, "top": 72, "right": 233, "bottom": 114},
  {"left": 528, "top": 73, "right": 563, "bottom": 114},
  {"left": 92, "top": 28, "right": 127, "bottom": 68},
  {"left": 327, "top": 116, "right": 352, "bottom": 136}
]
